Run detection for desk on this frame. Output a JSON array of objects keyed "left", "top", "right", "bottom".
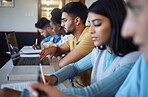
[{"left": 0, "top": 54, "right": 72, "bottom": 90}]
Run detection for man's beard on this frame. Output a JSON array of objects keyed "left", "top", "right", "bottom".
[
  {"left": 65, "top": 30, "right": 73, "bottom": 35},
  {"left": 64, "top": 22, "right": 75, "bottom": 35}
]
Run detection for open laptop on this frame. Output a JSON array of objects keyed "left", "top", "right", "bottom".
[{"left": 5, "top": 32, "right": 49, "bottom": 65}]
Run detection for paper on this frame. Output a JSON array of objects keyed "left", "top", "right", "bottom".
[
  {"left": 21, "top": 46, "right": 41, "bottom": 54},
  {"left": 21, "top": 49, "right": 41, "bottom": 54},
  {"left": 1, "top": 82, "right": 35, "bottom": 91},
  {"left": 1, "top": 82, "right": 67, "bottom": 91}
]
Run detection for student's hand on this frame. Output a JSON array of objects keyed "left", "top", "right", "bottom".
[
  {"left": 32, "top": 44, "right": 41, "bottom": 49},
  {"left": 40, "top": 46, "right": 57, "bottom": 61},
  {"left": 29, "top": 83, "right": 73, "bottom": 97},
  {"left": 41, "top": 75, "right": 58, "bottom": 85},
  {"left": 0, "top": 88, "right": 21, "bottom": 97},
  {"left": 48, "top": 41, "right": 54, "bottom": 46}
]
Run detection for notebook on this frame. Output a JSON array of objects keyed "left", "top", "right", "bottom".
[{"left": 5, "top": 32, "right": 49, "bottom": 65}]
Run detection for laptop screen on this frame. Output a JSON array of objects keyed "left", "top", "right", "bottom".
[{"left": 5, "top": 32, "right": 20, "bottom": 65}]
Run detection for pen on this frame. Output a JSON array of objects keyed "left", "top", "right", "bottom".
[
  {"left": 35, "top": 38, "right": 38, "bottom": 45},
  {"left": 40, "top": 62, "right": 46, "bottom": 84},
  {"left": 33, "top": 38, "right": 38, "bottom": 50}
]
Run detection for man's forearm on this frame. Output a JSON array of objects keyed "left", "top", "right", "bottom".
[{"left": 54, "top": 46, "right": 62, "bottom": 57}]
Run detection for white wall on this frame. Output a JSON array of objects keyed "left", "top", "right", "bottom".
[
  {"left": 85, "top": 0, "right": 97, "bottom": 26},
  {"left": 85, "top": 0, "right": 97, "bottom": 8},
  {"left": 0, "top": 0, "right": 38, "bottom": 32},
  {"left": 0, "top": 0, "right": 97, "bottom": 31}
]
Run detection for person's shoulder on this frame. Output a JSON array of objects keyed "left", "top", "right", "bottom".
[
  {"left": 64, "top": 35, "right": 74, "bottom": 45},
  {"left": 46, "top": 36, "right": 51, "bottom": 39},
  {"left": 64, "top": 34, "right": 73, "bottom": 39},
  {"left": 81, "top": 31, "right": 91, "bottom": 40},
  {"left": 54, "top": 34, "right": 61, "bottom": 38},
  {"left": 84, "top": 26, "right": 89, "bottom": 31},
  {"left": 120, "top": 51, "right": 142, "bottom": 65},
  {"left": 83, "top": 26, "right": 90, "bottom": 34},
  {"left": 68, "top": 35, "right": 74, "bottom": 40},
  {"left": 122, "top": 51, "right": 141, "bottom": 59}
]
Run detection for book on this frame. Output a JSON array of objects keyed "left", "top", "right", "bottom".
[{"left": 7, "top": 66, "right": 55, "bottom": 81}]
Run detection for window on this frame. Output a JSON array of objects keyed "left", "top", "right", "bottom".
[
  {"left": 38, "top": 0, "right": 85, "bottom": 19},
  {"left": 0, "top": 0, "right": 14, "bottom": 8}
]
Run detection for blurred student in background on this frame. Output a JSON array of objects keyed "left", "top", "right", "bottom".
[
  {"left": 32, "top": 17, "right": 61, "bottom": 49},
  {"left": 50, "top": 8, "right": 73, "bottom": 60},
  {"left": 50, "top": 8, "right": 72, "bottom": 47}
]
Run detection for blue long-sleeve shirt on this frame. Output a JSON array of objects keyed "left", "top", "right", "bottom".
[
  {"left": 40, "top": 33, "right": 61, "bottom": 45},
  {"left": 116, "top": 54, "right": 148, "bottom": 97}
]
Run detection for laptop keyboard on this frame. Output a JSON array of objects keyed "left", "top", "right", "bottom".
[{"left": 16, "top": 57, "right": 49, "bottom": 65}]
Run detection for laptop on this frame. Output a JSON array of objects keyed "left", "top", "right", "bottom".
[{"left": 5, "top": 32, "right": 49, "bottom": 65}]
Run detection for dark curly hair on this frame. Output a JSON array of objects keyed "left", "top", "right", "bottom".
[{"left": 51, "top": 8, "right": 62, "bottom": 25}]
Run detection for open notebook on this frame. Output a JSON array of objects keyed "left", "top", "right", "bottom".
[{"left": 1, "top": 82, "right": 66, "bottom": 91}]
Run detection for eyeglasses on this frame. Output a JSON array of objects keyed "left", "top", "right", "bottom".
[{"left": 61, "top": 18, "right": 74, "bottom": 24}]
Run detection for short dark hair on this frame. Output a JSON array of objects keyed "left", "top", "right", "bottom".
[
  {"left": 51, "top": 8, "right": 62, "bottom": 25},
  {"left": 88, "top": 0, "right": 138, "bottom": 57},
  {"left": 35, "top": 17, "right": 50, "bottom": 29},
  {"left": 61, "top": 2, "right": 88, "bottom": 25}
]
